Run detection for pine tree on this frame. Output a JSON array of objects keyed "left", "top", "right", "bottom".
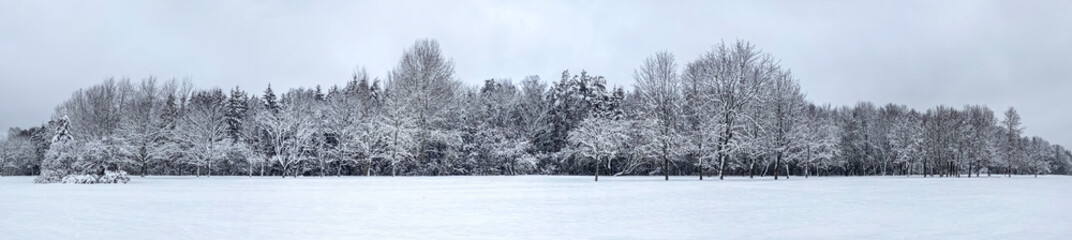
[
  {"left": 264, "top": 84, "right": 279, "bottom": 114},
  {"left": 227, "top": 86, "right": 249, "bottom": 142}
]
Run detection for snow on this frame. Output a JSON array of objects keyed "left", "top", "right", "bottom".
[{"left": 1, "top": 175, "right": 1070, "bottom": 239}]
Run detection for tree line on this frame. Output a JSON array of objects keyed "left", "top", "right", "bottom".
[{"left": 2, "top": 39, "right": 1069, "bottom": 183}]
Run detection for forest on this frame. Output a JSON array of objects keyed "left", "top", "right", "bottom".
[{"left": 2, "top": 39, "right": 1070, "bottom": 183}]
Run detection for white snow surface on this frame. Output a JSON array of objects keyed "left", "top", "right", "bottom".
[{"left": 1, "top": 175, "right": 1070, "bottom": 239}]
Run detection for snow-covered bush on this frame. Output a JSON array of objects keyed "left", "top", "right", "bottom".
[
  {"left": 34, "top": 170, "right": 67, "bottom": 184},
  {"left": 104, "top": 170, "right": 131, "bottom": 183},
  {"left": 515, "top": 154, "right": 538, "bottom": 174},
  {"left": 60, "top": 174, "right": 97, "bottom": 184},
  {"left": 60, "top": 170, "right": 129, "bottom": 184},
  {"left": 35, "top": 123, "right": 132, "bottom": 184}
]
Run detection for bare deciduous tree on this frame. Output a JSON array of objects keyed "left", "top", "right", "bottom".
[
  {"left": 389, "top": 39, "right": 458, "bottom": 173},
  {"left": 634, "top": 50, "right": 684, "bottom": 180}
]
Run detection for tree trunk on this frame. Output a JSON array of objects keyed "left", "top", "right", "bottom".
[
  {"left": 663, "top": 153, "right": 669, "bottom": 181},
  {"left": 923, "top": 159, "right": 927, "bottom": 178},
  {"left": 775, "top": 153, "right": 781, "bottom": 180},
  {"left": 749, "top": 158, "right": 755, "bottom": 179},
  {"left": 882, "top": 158, "right": 887, "bottom": 176},
  {"left": 595, "top": 156, "right": 600, "bottom": 182},
  {"left": 718, "top": 153, "right": 726, "bottom": 180},
  {"left": 697, "top": 156, "right": 702, "bottom": 181},
  {"left": 761, "top": 160, "right": 770, "bottom": 177},
  {"left": 393, "top": 126, "right": 400, "bottom": 177},
  {"left": 785, "top": 163, "right": 790, "bottom": 180},
  {"left": 417, "top": 108, "right": 427, "bottom": 168},
  {"left": 968, "top": 163, "right": 972, "bottom": 178},
  {"left": 953, "top": 161, "right": 958, "bottom": 178},
  {"left": 698, "top": 143, "right": 705, "bottom": 180}
]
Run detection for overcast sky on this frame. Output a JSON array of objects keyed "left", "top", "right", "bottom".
[{"left": 1, "top": 0, "right": 1070, "bottom": 146}]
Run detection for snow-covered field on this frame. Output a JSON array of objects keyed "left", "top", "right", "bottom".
[{"left": 1, "top": 175, "right": 1070, "bottom": 239}]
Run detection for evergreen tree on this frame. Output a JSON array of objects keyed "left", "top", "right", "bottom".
[
  {"left": 227, "top": 87, "right": 250, "bottom": 141},
  {"left": 264, "top": 84, "right": 279, "bottom": 114}
]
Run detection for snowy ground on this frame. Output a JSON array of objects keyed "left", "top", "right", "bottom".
[{"left": 1, "top": 175, "right": 1070, "bottom": 239}]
